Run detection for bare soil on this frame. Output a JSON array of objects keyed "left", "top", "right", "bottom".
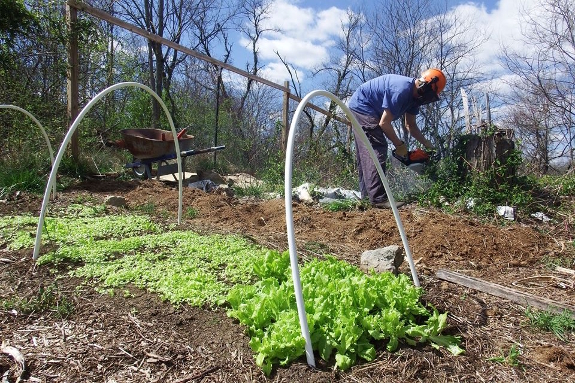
[{"left": 1, "top": 176, "right": 575, "bottom": 382}]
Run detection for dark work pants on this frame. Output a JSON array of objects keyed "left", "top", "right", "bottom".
[{"left": 350, "top": 110, "right": 389, "bottom": 204}]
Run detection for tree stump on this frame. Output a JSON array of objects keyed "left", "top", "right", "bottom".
[{"left": 457, "top": 128, "right": 516, "bottom": 182}]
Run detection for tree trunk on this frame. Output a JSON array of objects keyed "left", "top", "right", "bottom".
[
  {"left": 67, "top": 5, "right": 79, "bottom": 160},
  {"left": 458, "top": 129, "right": 516, "bottom": 182}
]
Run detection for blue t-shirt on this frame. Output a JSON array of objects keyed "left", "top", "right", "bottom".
[{"left": 348, "top": 74, "right": 419, "bottom": 120}]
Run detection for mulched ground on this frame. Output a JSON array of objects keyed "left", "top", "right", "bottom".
[{"left": 1, "top": 177, "right": 574, "bottom": 382}]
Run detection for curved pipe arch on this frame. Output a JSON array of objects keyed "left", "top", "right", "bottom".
[
  {"left": 0, "top": 104, "right": 57, "bottom": 198},
  {"left": 32, "top": 82, "right": 183, "bottom": 260},
  {"left": 284, "top": 89, "right": 421, "bottom": 367}
]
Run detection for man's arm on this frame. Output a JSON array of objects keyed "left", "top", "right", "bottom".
[
  {"left": 405, "top": 113, "right": 433, "bottom": 149},
  {"left": 378, "top": 109, "right": 403, "bottom": 147}
]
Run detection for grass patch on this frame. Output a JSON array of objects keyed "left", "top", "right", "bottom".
[
  {"left": 322, "top": 199, "right": 369, "bottom": 212},
  {"left": 135, "top": 202, "right": 156, "bottom": 214},
  {"left": 525, "top": 307, "right": 575, "bottom": 341},
  {"left": 2, "top": 282, "right": 74, "bottom": 318},
  {"left": 186, "top": 207, "right": 199, "bottom": 219},
  {"left": 232, "top": 183, "right": 269, "bottom": 198},
  {"left": 0, "top": 157, "right": 49, "bottom": 196}
]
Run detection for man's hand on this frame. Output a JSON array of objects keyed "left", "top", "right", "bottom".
[
  {"left": 394, "top": 141, "right": 408, "bottom": 157},
  {"left": 422, "top": 138, "right": 434, "bottom": 150}
]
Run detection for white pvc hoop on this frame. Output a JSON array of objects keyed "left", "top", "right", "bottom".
[
  {"left": 0, "top": 104, "right": 57, "bottom": 199},
  {"left": 32, "top": 82, "right": 183, "bottom": 260},
  {"left": 285, "top": 89, "right": 421, "bottom": 368}
]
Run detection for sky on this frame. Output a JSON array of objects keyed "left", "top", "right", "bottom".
[{"left": 230, "top": 0, "right": 539, "bottom": 99}]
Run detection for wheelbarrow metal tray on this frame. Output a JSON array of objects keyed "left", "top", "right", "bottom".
[{"left": 121, "top": 128, "right": 194, "bottom": 159}]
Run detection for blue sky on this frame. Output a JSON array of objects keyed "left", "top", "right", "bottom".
[{"left": 228, "top": 0, "right": 538, "bottom": 98}]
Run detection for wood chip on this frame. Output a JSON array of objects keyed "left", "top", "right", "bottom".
[{"left": 1, "top": 342, "right": 27, "bottom": 382}]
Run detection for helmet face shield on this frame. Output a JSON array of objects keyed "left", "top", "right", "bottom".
[
  {"left": 416, "top": 76, "right": 441, "bottom": 105},
  {"left": 416, "top": 88, "right": 440, "bottom": 105}
]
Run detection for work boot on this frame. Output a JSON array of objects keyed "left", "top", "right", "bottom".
[{"left": 372, "top": 200, "right": 406, "bottom": 209}]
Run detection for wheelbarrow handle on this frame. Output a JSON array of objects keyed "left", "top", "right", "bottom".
[{"left": 180, "top": 145, "right": 226, "bottom": 157}]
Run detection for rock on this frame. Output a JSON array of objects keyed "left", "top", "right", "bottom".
[
  {"left": 225, "top": 173, "right": 263, "bottom": 188},
  {"left": 360, "top": 245, "right": 404, "bottom": 275},
  {"left": 293, "top": 183, "right": 314, "bottom": 203},
  {"left": 188, "top": 179, "right": 218, "bottom": 192},
  {"left": 197, "top": 170, "right": 227, "bottom": 185},
  {"left": 105, "top": 195, "right": 127, "bottom": 207}
]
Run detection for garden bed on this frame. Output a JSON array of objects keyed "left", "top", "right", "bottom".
[{"left": 1, "top": 178, "right": 574, "bottom": 382}]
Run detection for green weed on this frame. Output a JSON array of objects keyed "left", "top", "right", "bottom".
[
  {"left": 135, "top": 202, "right": 156, "bottom": 214},
  {"left": 233, "top": 183, "right": 267, "bottom": 198},
  {"left": 488, "top": 344, "right": 522, "bottom": 367},
  {"left": 186, "top": 207, "right": 199, "bottom": 219},
  {"left": 525, "top": 307, "right": 575, "bottom": 341},
  {"left": 2, "top": 283, "right": 74, "bottom": 318},
  {"left": 541, "top": 253, "right": 575, "bottom": 270},
  {"left": 322, "top": 199, "right": 364, "bottom": 212}
]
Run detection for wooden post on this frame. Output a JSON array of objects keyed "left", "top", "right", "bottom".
[
  {"left": 67, "top": 4, "right": 80, "bottom": 160},
  {"left": 281, "top": 81, "right": 290, "bottom": 153},
  {"left": 214, "top": 67, "right": 222, "bottom": 167}
]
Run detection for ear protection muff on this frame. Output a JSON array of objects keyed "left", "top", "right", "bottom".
[{"left": 416, "top": 76, "right": 440, "bottom": 105}]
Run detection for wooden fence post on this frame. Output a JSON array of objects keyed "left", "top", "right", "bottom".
[
  {"left": 282, "top": 81, "right": 290, "bottom": 153},
  {"left": 67, "top": 4, "right": 79, "bottom": 160}
]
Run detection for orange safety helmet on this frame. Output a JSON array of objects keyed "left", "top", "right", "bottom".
[{"left": 420, "top": 68, "right": 446, "bottom": 95}]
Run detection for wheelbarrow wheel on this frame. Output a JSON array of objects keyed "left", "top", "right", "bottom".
[{"left": 132, "top": 158, "right": 151, "bottom": 179}]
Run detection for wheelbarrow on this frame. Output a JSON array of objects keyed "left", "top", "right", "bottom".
[{"left": 109, "top": 128, "right": 225, "bottom": 180}]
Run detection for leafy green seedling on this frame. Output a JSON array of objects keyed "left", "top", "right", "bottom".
[
  {"left": 488, "top": 344, "right": 522, "bottom": 367},
  {"left": 228, "top": 253, "right": 464, "bottom": 375}
]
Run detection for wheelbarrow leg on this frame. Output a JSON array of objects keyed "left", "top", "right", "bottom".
[{"left": 156, "top": 158, "right": 186, "bottom": 181}]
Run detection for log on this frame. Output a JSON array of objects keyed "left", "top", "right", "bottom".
[
  {"left": 436, "top": 269, "right": 575, "bottom": 317},
  {"left": 555, "top": 266, "right": 575, "bottom": 276}
]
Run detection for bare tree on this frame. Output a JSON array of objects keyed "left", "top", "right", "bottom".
[
  {"left": 314, "top": 10, "right": 363, "bottom": 127},
  {"left": 504, "top": 90, "right": 554, "bottom": 174},
  {"left": 309, "top": 10, "right": 366, "bottom": 165},
  {"left": 421, "top": 5, "right": 487, "bottom": 155},
  {"left": 226, "top": 0, "right": 284, "bottom": 167},
  {"left": 117, "top": 0, "right": 235, "bottom": 128},
  {"left": 187, "top": 0, "right": 237, "bottom": 95},
  {"left": 501, "top": 0, "right": 575, "bottom": 169}
]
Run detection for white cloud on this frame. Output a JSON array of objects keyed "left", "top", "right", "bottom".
[
  {"left": 258, "top": 62, "right": 304, "bottom": 84},
  {"left": 239, "top": 0, "right": 350, "bottom": 76},
  {"left": 257, "top": 37, "right": 330, "bottom": 69},
  {"left": 314, "top": 7, "right": 350, "bottom": 41},
  {"left": 450, "top": 0, "right": 541, "bottom": 81},
  {"left": 235, "top": 0, "right": 547, "bottom": 107}
]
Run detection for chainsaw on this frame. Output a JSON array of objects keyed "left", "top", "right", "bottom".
[{"left": 392, "top": 148, "right": 432, "bottom": 174}]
